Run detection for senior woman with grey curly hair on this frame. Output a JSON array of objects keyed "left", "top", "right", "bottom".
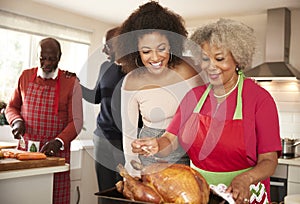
[{"left": 131, "top": 18, "right": 282, "bottom": 204}]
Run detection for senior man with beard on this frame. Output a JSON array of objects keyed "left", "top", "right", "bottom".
[{"left": 5, "top": 37, "right": 83, "bottom": 204}]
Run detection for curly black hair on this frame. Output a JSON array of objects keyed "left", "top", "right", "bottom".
[{"left": 115, "top": 1, "right": 188, "bottom": 73}]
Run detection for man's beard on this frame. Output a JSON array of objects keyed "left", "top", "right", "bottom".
[{"left": 40, "top": 66, "right": 57, "bottom": 79}]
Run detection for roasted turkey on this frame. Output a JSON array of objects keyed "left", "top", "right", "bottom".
[{"left": 116, "top": 162, "right": 210, "bottom": 204}]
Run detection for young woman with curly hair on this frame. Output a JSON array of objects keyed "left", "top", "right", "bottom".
[{"left": 115, "top": 1, "right": 204, "bottom": 176}]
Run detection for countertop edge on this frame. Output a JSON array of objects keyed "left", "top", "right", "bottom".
[
  {"left": 278, "top": 157, "right": 300, "bottom": 166},
  {"left": 0, "top": 164, "right": 69, "bottom": 180}
]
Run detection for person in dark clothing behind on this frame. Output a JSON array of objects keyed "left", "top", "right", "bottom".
[{"left": 81, "top": 27, "right": 127, "bottom": 192}]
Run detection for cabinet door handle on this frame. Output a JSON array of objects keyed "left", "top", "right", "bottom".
[
  {"left": 76, "top": 186, "right": 80, "bottom": 204},
  {"left": 270, "top": 181, "right": 285, "bottom": 187}
]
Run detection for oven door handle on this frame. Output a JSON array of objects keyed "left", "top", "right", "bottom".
[{"left": 270, "top": 181, "right": 285, "bottom": 187}]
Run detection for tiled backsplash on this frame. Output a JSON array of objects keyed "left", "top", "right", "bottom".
[{"left": 258, "top": 80, "right": 300, "bottom": 139}]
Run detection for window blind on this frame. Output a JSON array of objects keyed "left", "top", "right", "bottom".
[{"left": 0, "top": 9, "right": 91, "bottom": 45}]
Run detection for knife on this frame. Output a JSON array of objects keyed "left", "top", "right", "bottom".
[
  {"left": 141, "top": 146, "right": 167, "bottom": 163},
  {"left": 19, "top": 135, "right": 26, "bottom": 149}
]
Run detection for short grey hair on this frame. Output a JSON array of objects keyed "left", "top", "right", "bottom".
[{"left": 190, "top": 18, "right": 256, "bottom": 70}]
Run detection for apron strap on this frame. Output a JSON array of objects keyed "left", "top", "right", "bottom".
[
  {"left": 54, "top": 71, "right": 60, "bottom": 115},
  {"left": 30, "top": 68, "right": 38, "bottom": 82},
  {"left": 233, "top": 70, "right": 244, "bottom": 120},
  {"left": 193, "top": 84, "right": 212, "bottom": 113},
  {"left": 193, "top": 71, "right": 245, "bottom": 120}
]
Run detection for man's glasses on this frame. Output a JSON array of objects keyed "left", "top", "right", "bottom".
[
  {"left": 103, "top": 44, "right": 110, "bottom": 52},
  {"left": 39, "top": 56, "right": 59, "bottom": 62}
]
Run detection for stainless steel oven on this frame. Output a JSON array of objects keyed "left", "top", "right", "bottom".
[{"left": 270, "top": 164, "right": 288, "bottom": 203}]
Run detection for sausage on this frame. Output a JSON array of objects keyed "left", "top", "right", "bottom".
[
  {"left": 2, "top": 151, "right": 13, "bottom": 158},
  {"left": 16, "top": 152, "right": 47, "bottom": 160}
]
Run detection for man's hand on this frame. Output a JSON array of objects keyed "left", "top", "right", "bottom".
[
  {"left": 40, "top": 139, "right": 62, "bottom": 156},
  {"left": 12, "top": 120, "right": 25, "bottom": 139}
]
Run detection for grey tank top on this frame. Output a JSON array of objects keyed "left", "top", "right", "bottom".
[{"left": 138, "top": 126, "right": 190, "bottom": 166}]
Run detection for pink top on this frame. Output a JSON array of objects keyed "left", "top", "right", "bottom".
[{"left": 167, "top": 78, "right": 282, "bottom": 165}]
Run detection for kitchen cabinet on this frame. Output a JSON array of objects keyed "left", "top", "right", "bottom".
[
  {"left": 0, "top": 165, "right": 68, "bottom": 204},
  {"left": 70, "top": 143, "right": 82, "bottom": 204},
  {"left": 70, "top": 140, "right": 98, "bottom": 204},
  {"left": 80, "top": 146, "right": 98, "bottom": 204},
  {"left": 71, "top": 180, "right": 81, "bottom": 204},
  {"left": 287, "top": 165, "right": 300, "bottom": 194},
  {"left": 274, "top": 157, "right": 300, "bottom": 201}
]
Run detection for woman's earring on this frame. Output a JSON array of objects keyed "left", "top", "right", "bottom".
[
  {"left": 235, "top": 65, "right": 240, "bottom": 72},
  {"left": 168, "top": 52, "right": 173, "bottom": 63},
  {"left": 135, "top": 56, "right": 143, "bottom": 67}
]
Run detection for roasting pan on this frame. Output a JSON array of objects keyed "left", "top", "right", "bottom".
[
  {"left": 95, "top": 187, "right": 227, "bottom": 204},
  {"left": 96, "top": 187, "right": 148, "bottom": 204}
]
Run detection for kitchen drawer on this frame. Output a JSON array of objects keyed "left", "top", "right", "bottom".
[
  {"left": 70, "top": 168, "right": 81, "bottom": 181},
  {"left": 272, "top": 164, "right": 288, "bottom": 179},
  {"left": 71, "top": 180, "right": 81, "bottom": 204},
  {"left": 70, "top": 149, "right": 82, "bottom": 170},
  {"left": 287, "top": 182, "right": 300, "bottom": 195},
  {"left": 288, "top": 165, "right": 300, "bottom": 182}
]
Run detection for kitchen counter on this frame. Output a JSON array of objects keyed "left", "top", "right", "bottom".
[
  {"left": 0, "top": 164, "right": 69, "bottom": 204},
  {"left": 278, "top": 157, "right": 300, "bottom": 166},
  {"left": 0, "top": 163, "right": 69, "bottom": 179},
  {"left": 71, "top": 139, "right": 94, "bottom": 150}
]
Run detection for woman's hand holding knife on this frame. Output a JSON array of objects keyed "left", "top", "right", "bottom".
[{"left": 131, "top": 137, "right": 159, "bottom": 156}]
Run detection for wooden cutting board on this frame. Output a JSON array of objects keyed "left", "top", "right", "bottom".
[
  {"left": 0, "top": 141, "right": 17, "bottom": 149},
  {"left": 0, "top": 156, "right": 65, "bottom": 171}
]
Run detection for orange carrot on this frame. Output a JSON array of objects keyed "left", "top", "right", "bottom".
[{"left": 16, "top": 152, "right": 47, "bottom": 160}]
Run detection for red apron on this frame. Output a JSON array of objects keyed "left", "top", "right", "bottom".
[
  {"left": 19, "top": 69, "right": 70, "bottom": 204},
  {"left": 178, "top": 72, "right": 269, "bottom": 203}
]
